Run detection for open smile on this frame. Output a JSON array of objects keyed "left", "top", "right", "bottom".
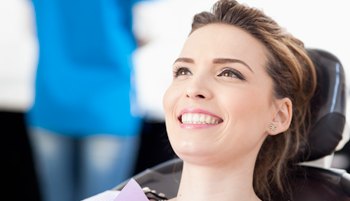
[{"left": 178, "top": 112, "right": 224, "bottom": 125}]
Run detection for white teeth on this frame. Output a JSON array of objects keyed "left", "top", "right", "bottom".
[{"left": 181, "top": 113, "right": 221, "bottom": 124}]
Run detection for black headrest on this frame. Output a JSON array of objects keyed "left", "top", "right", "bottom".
[{"left": 296, "top": 48, "right": 347, "bottom": 162}]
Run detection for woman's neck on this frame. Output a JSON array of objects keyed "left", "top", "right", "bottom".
[{"left": 170, "top": 160, "right": 261, "bottom": 201}]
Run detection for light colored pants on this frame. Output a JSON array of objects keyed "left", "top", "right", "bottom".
[{"left": 29, "top": 128, "right": 140, "bottom": 201}]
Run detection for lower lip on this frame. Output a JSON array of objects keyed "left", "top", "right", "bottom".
[{"left": 180, "top": 123, "right": 219, "bottom": 129}]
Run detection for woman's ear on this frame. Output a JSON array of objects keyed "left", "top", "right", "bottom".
[{"left": 268, "top": 97, "right": 292, "bottom": 135}]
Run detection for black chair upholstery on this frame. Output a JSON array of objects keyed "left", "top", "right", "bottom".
[
  {"left": 291, "top": 165, "right": 350, "bottom": 201},
  {"left": 115, "top": 157, "right": 182, "bottom": 198},
  {"left": 297, "top": 48, "right": 347, "bottom": 162},
  {"left": 115, "top": 48, "right": 350, "bottom": 200},
  {"left": 288, "top": 48, "right": 350, "bottom": 201}
]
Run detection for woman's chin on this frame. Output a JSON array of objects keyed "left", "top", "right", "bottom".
[{"left": 173, "top": 145, "right": 218, "bottom": 165}]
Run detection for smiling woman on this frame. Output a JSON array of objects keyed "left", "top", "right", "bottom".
[
  {"left": 161, "top": 0, "right": 316, "bottom": 201},
  {"left": 164, "top": 23, "right": 283, "bottom": 163}
]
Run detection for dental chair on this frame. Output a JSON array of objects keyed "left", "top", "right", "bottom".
[{"left": 115, "top": 48, "right": 350, "bottom": 201}]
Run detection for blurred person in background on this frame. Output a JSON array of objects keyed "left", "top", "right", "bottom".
[{"left": 26, "top": 1, "right": 144, "bottom": 201}]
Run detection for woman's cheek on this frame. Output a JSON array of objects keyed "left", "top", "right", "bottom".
[{"left": 163, "top": 85, "right": 180, "bottom": 113}]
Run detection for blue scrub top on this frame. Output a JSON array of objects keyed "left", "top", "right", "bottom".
[{"left": 27, "top": 0, "right": 143, "bottom": 137}]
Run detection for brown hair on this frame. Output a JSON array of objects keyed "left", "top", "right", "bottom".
[{"left": 190, "top": 0, "right": 317, "bottom": 200}]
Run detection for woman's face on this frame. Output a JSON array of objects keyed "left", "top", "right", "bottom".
[{"left": 163, "top": 24, "right": 278, "bottom": 166}]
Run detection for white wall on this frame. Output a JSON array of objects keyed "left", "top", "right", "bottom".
[
  {"left": 0, "top": 0, "right": 37, "bottom": 111},
  {"left": 241, "top": 0, "right": 350, "bottom": 83}
]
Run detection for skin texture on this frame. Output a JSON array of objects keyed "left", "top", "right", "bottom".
[{"left": 163, "top": 24, "right": 292, "bottom": 201}]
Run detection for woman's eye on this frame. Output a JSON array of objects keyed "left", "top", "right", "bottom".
[
  {"left": 218, "top": 68, "right": 245, "bottom": 80},
  {"left": 173, "top": 67, "right": 192, "bottom": 78}
]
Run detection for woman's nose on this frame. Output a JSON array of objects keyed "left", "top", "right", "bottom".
[{"left": 185, "top": 79, "right": 212, "bottom": 100}]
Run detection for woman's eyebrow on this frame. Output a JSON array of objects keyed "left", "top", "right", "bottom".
[
  {"left": 213, "top": 58, "right": 254, "bottom": 73},
  {"left": 173, "top": 57, "right": 194, "bottom": 64},
  {"left": 173, "top": 57, "right": 254, "bottom": 73}
]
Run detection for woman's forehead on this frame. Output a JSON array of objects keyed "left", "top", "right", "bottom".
[{"left": 180, "top": 24, "right": 269, "bottom": 71}]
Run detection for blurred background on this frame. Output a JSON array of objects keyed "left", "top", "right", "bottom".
[{"left": 1, "top": 0, "right": 349, "bottom": 200}]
